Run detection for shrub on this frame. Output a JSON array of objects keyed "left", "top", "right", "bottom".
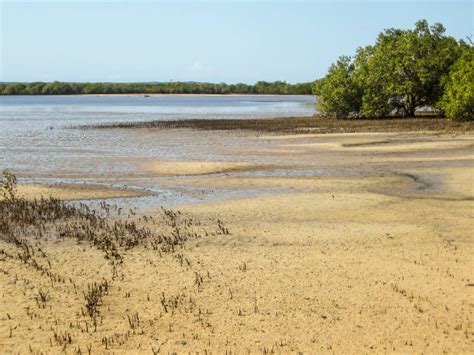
[
  {"left": 313, "top": 56, "right": 362, "bottom": 118},
  {"left": 439, "top": 47, "right": 474, "bottom": 120}
]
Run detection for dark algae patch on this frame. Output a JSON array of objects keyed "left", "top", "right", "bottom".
[{"left": 88, "top": 116, "right": 474, "bottom": 134}]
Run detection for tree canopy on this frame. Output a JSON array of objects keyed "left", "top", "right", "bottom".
[{"left": 314, "top": 20, "right": 473, "bottom": 120}]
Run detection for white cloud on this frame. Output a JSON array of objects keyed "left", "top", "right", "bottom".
[{"left": 191, "top": 61, "right": 204, "bottom": 73}]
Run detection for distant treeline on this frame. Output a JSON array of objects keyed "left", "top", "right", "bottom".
[{"left": 0, "top": 81, "right": 313, "bottom": 96}]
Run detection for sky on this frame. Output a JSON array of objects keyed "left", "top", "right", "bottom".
[{"left": 1, "top": 0, "right": 472, "bottom": 84}]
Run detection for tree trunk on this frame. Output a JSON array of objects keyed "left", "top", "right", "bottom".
[{"left": 405, "top": 94, "right": 416, "bottom": 117}]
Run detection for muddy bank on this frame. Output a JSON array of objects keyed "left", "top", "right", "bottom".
[{"left": 88, "top": 116, "right": 474, "bottom": 134}]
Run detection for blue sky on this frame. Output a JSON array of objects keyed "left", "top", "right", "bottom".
[{"left": 1, "top": 1, "right": 472, "bottom": 83}]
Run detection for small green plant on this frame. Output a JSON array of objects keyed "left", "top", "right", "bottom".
[{"left": 1, "top": 170, "right": 17, "bottom": 201}]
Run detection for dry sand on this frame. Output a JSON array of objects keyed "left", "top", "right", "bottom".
[{"left": 1, "top": 132, "right": 473, "bottom": 353}]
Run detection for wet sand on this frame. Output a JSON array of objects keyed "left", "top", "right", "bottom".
[
  {"left": 6, "top": 184, "right": 149, "bottom": 201},
  {"left": 1, "top": 131, "right": 473, "bottom": 353},
  {"left": 142, "top": 161, "right": 261, "bottom": 176}
]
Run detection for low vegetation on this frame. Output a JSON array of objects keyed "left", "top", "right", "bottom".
[{"left": 0, "top": 172, "right": 229, "bottom": 259}]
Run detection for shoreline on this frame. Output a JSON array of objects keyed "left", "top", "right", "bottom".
[{"left": 0, "top": 93, "right": 315, "bottom": 97}]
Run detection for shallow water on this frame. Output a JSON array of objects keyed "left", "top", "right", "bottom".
[{"left": 1, "top": 95, "right": 316, "bottom": 207}]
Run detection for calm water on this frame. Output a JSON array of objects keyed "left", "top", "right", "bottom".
[
  {"left": 0, "top": 95, "right": 315, "bottom": 129},
  {"left": 0, "top": 95, "right": 315, "bottom": 206}
]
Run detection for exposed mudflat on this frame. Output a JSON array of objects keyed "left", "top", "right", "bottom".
[{"left": 1, "top": 131, "right": 473, "bottom": 353}]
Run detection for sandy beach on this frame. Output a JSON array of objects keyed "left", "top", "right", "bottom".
[{"left": 1, "top": 131, "right": 473, "bottom": 353}]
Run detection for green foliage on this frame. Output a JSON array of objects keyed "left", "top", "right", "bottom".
[
  {"left": 359, "top": 20, "right": 460, "bottom": 117},
  {"left": 311, "top": 78, "right": 324, "bottom": 96},
  {"left": 1, "top": 171, "right": 17, "bottom": 201},
  {"left": 2, "top": 83, "right": 26, "bottom": 95},
  {"left": 41, "top": 81, "right": 74, "bottom": 95},
  {"left": 0, "top": 81, "right": 313, "bottom": 96},
  {"left": 315, "top": 20, "right": 465, "bottom": 119},
  {"left": 439, "top": 47, "right": 474, "bottom": 120},
  {"left": 313, "top": 56, "right": 361, "bottom": 118}
]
